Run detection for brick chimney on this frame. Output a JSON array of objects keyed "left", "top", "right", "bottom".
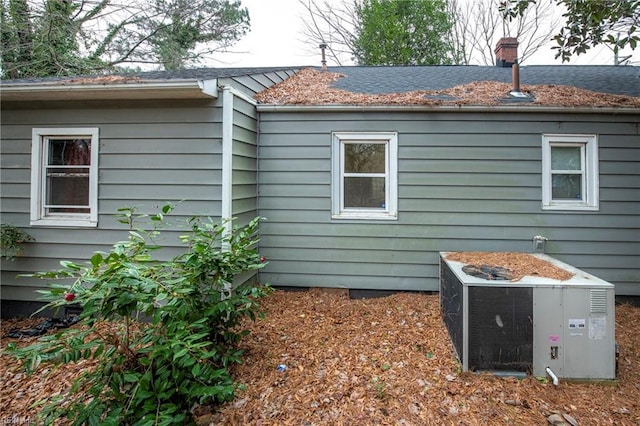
[{"left": 495, "top": 37, "right": 518, "bottom": 67}]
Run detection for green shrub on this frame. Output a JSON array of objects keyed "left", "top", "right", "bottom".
[
  {"left": 7, "top": 205, "right": 271, "bottom": 425},
  {"left": 1, "top": 223, "right": 34, "bottom": 260}
]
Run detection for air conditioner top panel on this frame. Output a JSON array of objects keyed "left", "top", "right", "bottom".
[{"left": 440, "top": 252, "right": 614, "bottom": 289}]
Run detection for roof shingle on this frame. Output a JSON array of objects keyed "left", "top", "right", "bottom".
[
  {"left": 255, "top": 66, "right": 640, "bottom": 108},
  {"left": 326, "top": 65, "right": 640, "bottom": 97},
  {"left": 1, "top": 66, "right": 303, "bottom": 85}
]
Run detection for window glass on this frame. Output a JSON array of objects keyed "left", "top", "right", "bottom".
[
  {"left": 344, "top": 177, "right": 386, "bottom": 208},
  {"left": 551, "top": 175, "right": 582, "bottom": 200},
  {"left": 45, "top": 138, "right": 91, "bottom": 213},
  {"left": 344, "top": 143, "right": 385, "bottom": 173},
  {"left": 48, "top": 139, "right": 91, "bottom": 166},
  {"left": 550, "top": 145, "right": 583, "bottom": 201},
  {"left": 551, "top": 146, "right": 581, "bottom": 170}
]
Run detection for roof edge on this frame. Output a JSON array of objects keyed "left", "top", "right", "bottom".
[
  {"left": 256, "top": 104, "right": 640, "bottom": 114},
  {"left": 0, "top": 79, "right": 218, "bottom": 102}
]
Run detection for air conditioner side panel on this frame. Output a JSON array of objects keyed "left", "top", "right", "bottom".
[
  {"left": 533, "top": 286, "right": 616, "bottom": 379},
  {"left": 533, "top": 287, "right": 564, "bottom": 377},
  {"left": 562, "top": 287, "right": 616, "bottom": 379}
]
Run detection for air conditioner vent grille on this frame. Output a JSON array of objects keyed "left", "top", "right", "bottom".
[
  {"left": 468, "top": 286, "right": 533, "bottom": 372},
  {"left": 440, "top": 259, "right": 464, "bottom": 360},
  {"left": 590, "top": 289, "right": 608, "bottom": 313}
]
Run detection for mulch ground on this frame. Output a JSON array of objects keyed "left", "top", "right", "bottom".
[{"left": 2, "top": 289, "right": 639, "bottom": 425}]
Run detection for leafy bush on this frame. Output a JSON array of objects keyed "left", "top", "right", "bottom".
[
  {"left": 1, "top": 223, "right": 34, "bottom": 260},
  {"left": 7, "top": 205, "right": 271, "bottom": 425}
]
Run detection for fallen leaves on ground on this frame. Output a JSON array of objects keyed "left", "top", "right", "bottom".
[{"left": 2, "top": 290, "right": 639, "bottom": 425}]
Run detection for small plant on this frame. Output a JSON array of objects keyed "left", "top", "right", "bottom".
[
  {"left": 371, "top": 376, "right": 388, "bottom": 400},
  {"left": 1, "top": 224, "right": 34, "bottom": 260},
  {"left": 7, "top": 205, "right": 271, "bottom": 425}
]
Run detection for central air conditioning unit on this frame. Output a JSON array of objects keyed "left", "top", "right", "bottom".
[{"left": 439, "top": 252, "right": 616, "bottom": 380}]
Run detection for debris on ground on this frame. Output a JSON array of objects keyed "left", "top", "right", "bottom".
[
  {"left": 2, "top": 287, "right": 638, "bottom": 425},
  {"left": 3, "top": 316, "right": 80, "bottom": 338}
]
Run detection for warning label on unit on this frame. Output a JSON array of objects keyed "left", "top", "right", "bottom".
[
  {"left": 589, "top": 315, "right": 607, "bottom": 340},
  {"left": 568, "top": 318, "right": 586, "bottom": 330}
]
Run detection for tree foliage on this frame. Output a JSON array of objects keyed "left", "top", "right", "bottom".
[
  {"left": 353, "top": 0, "right": 455, "bottom": 65},
  {"left": 299, "top": 0, "right": 359, "bottom": 66},
  {"left": 450, "top": 0, "right": 559, "bottom": 65},
  {"left": 0, "top": 223, "right": 34, "bottom": 261},
  {"left": 299, "top": 0, "right": 455, "bottom": 66},
  {"left": 1, "top": 0, "right": 250, "bottom": 79},
  {"left": 502, "top": 0, "right": 639, "bottom": 62}
]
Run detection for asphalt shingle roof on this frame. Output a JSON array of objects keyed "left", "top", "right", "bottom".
[
  {"left": 130, "top": 66, "right": 302, "bottom": 80},
  {"left": 1, "top": 66, "right": 303, "bottom": 85},
  {"left": 325, "top": 65, "right": 640, "bottom": 97},
  {"left": 3, "top": 64, "right": 639, "bottom": 101}
]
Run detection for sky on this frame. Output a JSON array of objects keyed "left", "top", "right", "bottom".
[{"left": 213, "top": 0, "right": 638, "bottom": 68}]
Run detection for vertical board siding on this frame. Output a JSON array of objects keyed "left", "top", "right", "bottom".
[
  {"left": 257, "top": 110, "right": 640, "bottom": 295},
  {"left": 0, "top": 99, "right": 224, "bottom": 301}
]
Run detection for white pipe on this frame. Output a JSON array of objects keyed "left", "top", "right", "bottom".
[{"left": 545, "top": 367, "right": 559, "bottom": 386}]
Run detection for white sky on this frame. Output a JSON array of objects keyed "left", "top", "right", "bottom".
[{"left": 213, "top": 0, "right": 638, "bottom": 68}]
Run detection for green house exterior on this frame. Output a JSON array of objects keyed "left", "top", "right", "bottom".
[
  {"left": 1, "top": 64, "right": 638, "bottom": 316},
  {"left": 0, "top": 68, "right": 297, "bottom": 315},
  {"left": 256, "top": 106, "right": 639, "bottom": 295}
]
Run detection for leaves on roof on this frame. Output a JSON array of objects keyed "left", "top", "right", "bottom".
[
  {"left": 255, "top": 68, "right": 640, "bottom": 108},
  {"left": 64, "top": 75, "right": 144, "bottom": 85}
]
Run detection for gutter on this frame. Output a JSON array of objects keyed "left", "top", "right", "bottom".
[
  {"left": 1, "top": 79, "right": 219, "bottom": 101},
  {"left": 256, "top": 104, "right": 640, "bottom": 115}
]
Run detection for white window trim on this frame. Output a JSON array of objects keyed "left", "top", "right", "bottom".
[
  {"left": 30, "top": 128, "right": 99, "bottom": 227},
  {"left": 542, "top": 134, "right": 599, "bottom": 211},
  {"left": 331, "top": 131, "right": 398, "bottom": 220}
]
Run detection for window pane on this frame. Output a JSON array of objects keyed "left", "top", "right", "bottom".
[
  {"left": 48, "top": 139, "right": 91, "bottom": 166},
  {"left": 46, "top": 174, "right": 90, "bottom": 207},
  {"left": 552, "top": 174, "right": 582, "bottom": 200},
  {"left": 46, "top": 138, "right": 91, "bottom": 214},
  {"left": 344, "top": 177, "right": 385, "bottom": 208},
  {"left": 345, "top": 143, "right": 385, "bottom": 173},
  {"left": 551, "top": 146, "right": 581, "bottom": 170}
]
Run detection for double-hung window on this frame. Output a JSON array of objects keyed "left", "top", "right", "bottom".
[
  {"left": 30, "top": 128, "right": 99, "bottom": 227},
  {"left": 541, "top": 134, "right": 598, "bottom": 211},
  {"left": 331, "top": 132, "right": 398, "bottom": 220}
]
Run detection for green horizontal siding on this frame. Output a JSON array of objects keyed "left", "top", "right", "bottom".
[
  {"left": 257, "top": 110, "right": 640, "bottom": 295},
  {"left": 1, "top": 98, "right": 225, "bottom": 301},
  {"left": 231, "top": 96, "right": 259, "bottom": 226}
]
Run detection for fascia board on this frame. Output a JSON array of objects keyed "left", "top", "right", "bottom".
[
  {"left": 0, "top": 79, "right": 219, "bottom": 101},
  {"left": 256, "top": 104, "right": 640, "bottom": 115}
]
